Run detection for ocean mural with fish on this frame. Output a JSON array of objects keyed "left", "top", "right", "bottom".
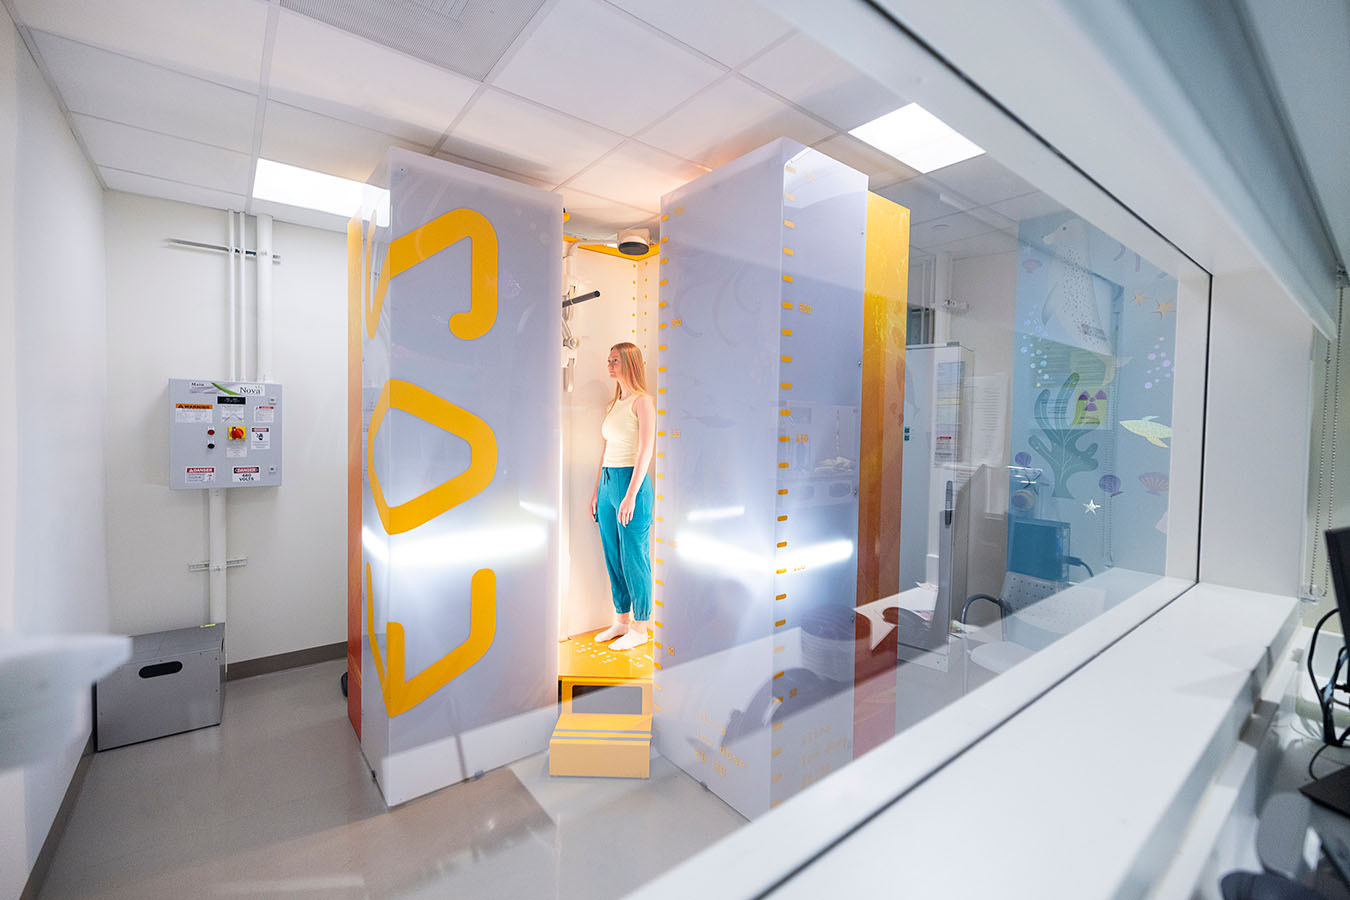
[{"left": 1011, "top": 212, "right": 1178, "bottom": 575}]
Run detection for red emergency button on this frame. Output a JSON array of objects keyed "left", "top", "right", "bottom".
[{"left": 207, "top": 429, "right": 215, "bottom": 435}]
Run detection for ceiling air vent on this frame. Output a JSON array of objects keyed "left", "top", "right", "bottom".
[{"left": 280, "top": 0, "right": 547, "bottom": 81}]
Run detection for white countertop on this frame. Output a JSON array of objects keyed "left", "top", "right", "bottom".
[{"left": 767, "top": 583, "right": 1299, "bottom": 898}]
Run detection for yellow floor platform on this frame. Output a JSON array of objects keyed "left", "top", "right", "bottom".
[{"left": 549, "top": 630, "right": 654, "bottom": 779}]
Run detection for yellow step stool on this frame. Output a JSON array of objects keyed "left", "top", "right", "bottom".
[
  {"left": 549, "top": 712, "right": 652, "bottom": 778},
  {"left": 549, "top": 630, "right": 653, "bottom": 778}
]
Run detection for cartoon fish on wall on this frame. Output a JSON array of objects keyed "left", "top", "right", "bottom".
[
  {"left": 1042, "top": 218, "right": 1113, "bottom": 357},
  {"left": 1120, "top": 416, "right": 1172, "bottom": 448}
]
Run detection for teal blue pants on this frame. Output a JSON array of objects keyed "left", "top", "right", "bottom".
[{"left": 597, "top": 466, "right": 653, "bottom": 622}]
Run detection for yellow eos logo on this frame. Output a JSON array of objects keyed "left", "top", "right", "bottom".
[
  {"left": 352, "top": 208, "right": 500, "bottom": 716},
  {"left": 365, "top": 563, "right": 494, "bottom": 717},
  {"left": 363, "top": 208, "right": 498, "bottom": 341},
  {"left": 365, "top": 379, "right": 496, "bottom": 535}
]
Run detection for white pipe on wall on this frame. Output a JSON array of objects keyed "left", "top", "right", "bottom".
[
  {"left": 227, "top": 211, "right": 237, "bottom": 382},
  {"left": 208, "top": 487, "right": 227, "bottom": 624},
  {"left": 209, "top": 207, "right": 242, "bottom": 628},
  {"left": 256, "top": 213, "right": 274, "bottom": 382},
  {"left": 236, "top": 211, "right": 247, "bottom": 379}
]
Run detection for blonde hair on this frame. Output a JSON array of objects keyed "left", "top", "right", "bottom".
[{"left": 607, "top": 342, "right": 650, "bottom": 411}]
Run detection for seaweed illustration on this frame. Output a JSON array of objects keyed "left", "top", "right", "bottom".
[{"left": 1028, "top": 373, "right": 1098, "bottom": 498}]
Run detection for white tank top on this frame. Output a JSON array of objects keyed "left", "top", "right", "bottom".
[{"left": 601, "top": 395, "right": 640, "bottom": 466}]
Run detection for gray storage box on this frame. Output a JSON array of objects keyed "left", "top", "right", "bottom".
[{"left": 96, "top": 624, "right": 225, "bottom": 750}]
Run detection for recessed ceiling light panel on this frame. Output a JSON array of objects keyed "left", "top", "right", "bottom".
[
  {"left": 849, "top": 103, "right": 985, "bottom": 174},
  {"left": 252, "top": 158, "right": 389, "bottom": 224}
]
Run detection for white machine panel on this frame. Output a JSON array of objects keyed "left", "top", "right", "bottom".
[{"left": 168, "top": 379, "right": 283, "bottom": 489}]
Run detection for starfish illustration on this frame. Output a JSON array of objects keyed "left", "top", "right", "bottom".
[
  {"left": 1083, "top": 499, "right": 1100, "bottom": 514},
  {"left": 1154, "top": 300, "right": 1175, "bottom": 318},
  {"left": 1133, "top": 293, "right": 1147, "bottom": 306}
]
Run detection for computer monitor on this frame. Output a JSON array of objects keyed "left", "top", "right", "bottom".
[
  {"left": 1327, "top": 527, "right": 1350, "bottom": 639},
  {"left": 1007, "top": 518, "right": 1071, "bottom": 582}
]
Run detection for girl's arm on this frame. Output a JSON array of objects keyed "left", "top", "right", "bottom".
[
  {"left": 619, "top": 395, "right": 657, "bottom": 524},
  {"left": 591, "top": 454, "right": 604, "bottom": 520}
]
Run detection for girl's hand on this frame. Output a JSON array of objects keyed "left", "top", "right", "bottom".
[
  {"left": 618, "top": 493, "right": 636, "bottom": 526},
  {"left": 590, "top": 487, "right": 598, "bottom": 521}
]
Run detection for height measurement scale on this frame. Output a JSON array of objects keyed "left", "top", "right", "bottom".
[{"left": 168, "top": 379, "right": 283, "bottom": 489}]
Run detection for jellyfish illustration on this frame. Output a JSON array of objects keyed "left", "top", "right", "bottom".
[
  {"left": 1022, "top": 259, "right": 1042, "bottom": 274},
  {"left": 1014, "top": 451, "right": 1032, "bottom": 467},
  {"left": 1138, "top": 472, "right": 1170, "bottom": 495},
  {"left": 1098, "top": 474, "right": 1122, "bottom": 497}
]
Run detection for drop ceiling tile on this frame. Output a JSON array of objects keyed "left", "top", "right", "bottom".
[
  {"left": 278, "top": 0, "right": 546, "bottom": 81},
  {"left": 925, "top": 155, "right": 1036, "bottom": 206},
  {"left": 433, "top": 151, "right": 555, "bottom": 190},
  {"left": 32, "top": 32, "right": 256, "bottom": 154},
  {"left": 564, "top": 142, "right": 707, "bottom": 213},
  {"left": 101, "top": 167, "right": 246, "bottom": 212},
  {"left": 812, "top": 133, "right": 921, "bottom": 185},
  {"left": 638, "top": 76, "right": 834, "bottom": 169},
  {"left": 74, "top": 115, "right": 252, "bottom": 194},
  {"left": 605, "top": 0, "right": 792, "bottom": 67},
  {"left": 491, "top": 0, "right": 723, "bottom": 135},
  {"left": 11, "top": 0, "right": 267, "bottom": 92},
  {"left": 870, "top": 170, "right": 922, "bottom": 192},
  {"left": 260, "top": 101, "right": 428, "bottom": 185},
  {"left": 987, "top": 191, "right": 1068, "bottom": 224},
  {"left": 935, "top": 229, "right": 1019, "bottom": 260},
  {"left": 910, "top": 210, "right": 1012, "bottom": 250},
  {"left": 267, "top": 10, "right": 477, "bottom": 146},
  {"left": 442, "top": 89, "right": 624, "bottom": 186},
  {"left": 877, "top": 178, "right": 975, "bottom": 224},
  {"left": 558, "top": 186, "right": 652, "bottom": 235},
  {"left": 740, "top": 32, "right": 903, "bottom": 130}
]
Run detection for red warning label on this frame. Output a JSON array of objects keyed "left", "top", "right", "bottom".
[{"left": 185, "top": 467, "right": 216, "bottom": 484}]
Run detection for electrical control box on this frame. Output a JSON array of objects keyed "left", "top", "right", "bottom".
[{"left": 168, "top": 379, "right": 282, "bottom": 489}]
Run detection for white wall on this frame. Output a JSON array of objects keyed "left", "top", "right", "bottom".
[
  {"left": 1, "top": 15, "right": 109, "bottom": 897},
  {"left": 561, "top": 250, "right": 659, "bottom": 638},
  {"left": 103, "top": 194, "right": 347, "bottom": 662},
  {"left": 0, "top": 9, "right": 16, "bottom": 640},
  {"left": 947, "top": 250, "right": 1016, "bottom": 599},
  {"left": 223, "top": 218, "right": 347, "bottom": 661},
  {"left": 0, "top": 24, "right": 21, "bottom": 900},
  {"left": 949, "top": 251, "right": 1017, "bottom": 379},
  {"left": 1302, "top": 287, "right": 1348, "bottom": 628},
  {"left": 1200, "top": 268, "right": 1316, "bottom": 594}
]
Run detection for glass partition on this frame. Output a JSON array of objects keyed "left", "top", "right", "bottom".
[
  {"left": 339, "top": 2, "right": 1211, "bottom": 895},
  {"left": 637, "top": 127, "right": 1206, "bottom": 816}
]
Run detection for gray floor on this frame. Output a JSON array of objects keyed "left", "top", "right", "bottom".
[{"left": 40, "top": 660, "right": 746, "bottom": 899}]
